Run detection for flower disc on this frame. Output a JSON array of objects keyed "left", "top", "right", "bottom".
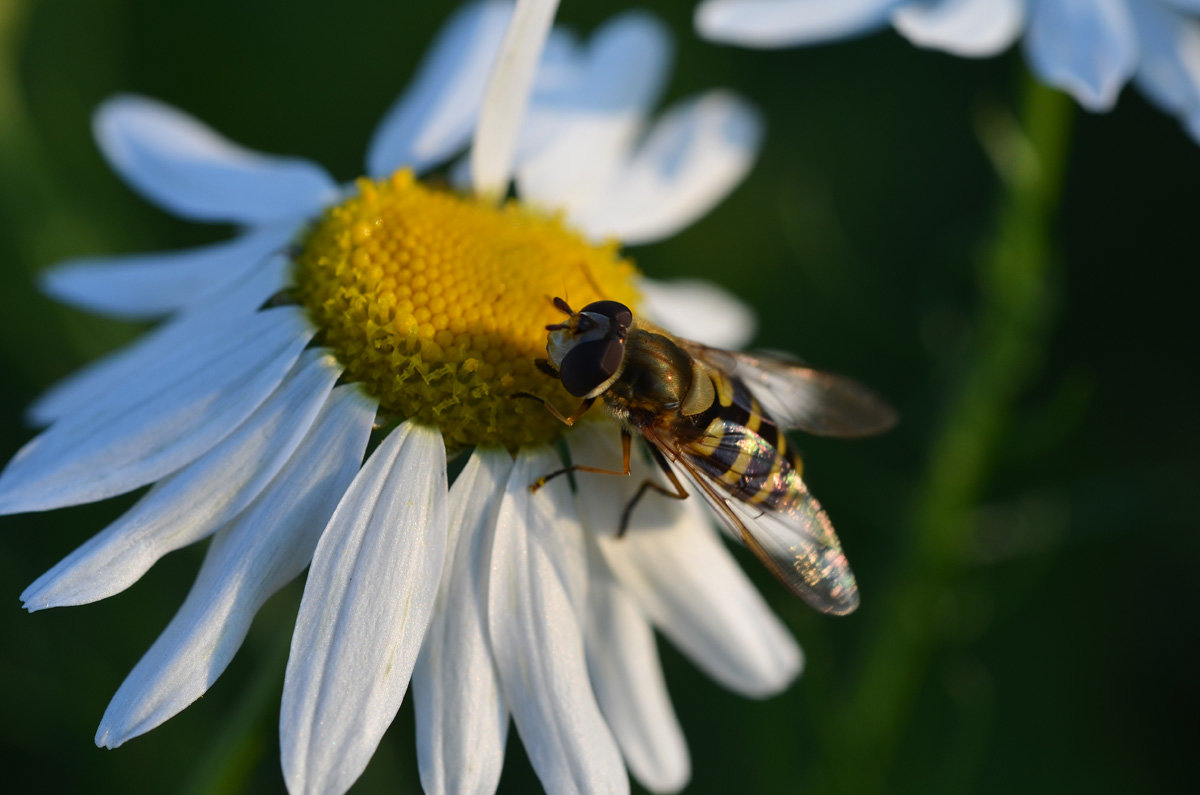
[{"left": 295, "top": 170, "right": 639, "bottom": 449}]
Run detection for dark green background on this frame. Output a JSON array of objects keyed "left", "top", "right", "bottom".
[{"left": 1, "top": 1, "right": 1196, "bottom": 793}]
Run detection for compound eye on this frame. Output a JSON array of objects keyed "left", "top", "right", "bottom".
[
  {"left": 578, "top": 300, "right": 633, "bottom": 334},
  {"left": 559, "top": 338, "right": 626, "bottom": 396}
]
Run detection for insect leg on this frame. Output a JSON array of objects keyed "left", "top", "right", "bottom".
[
  {"left": 618, "top": 443, "right": 689, "bottom": 537},
  {"left": 510, "top": 393, "right": 594, "bottom": 426},
  {"left": 531, "top": 428, "right": 632, "bottom": 493}
]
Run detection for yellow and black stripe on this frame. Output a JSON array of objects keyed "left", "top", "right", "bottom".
[{"left": 679, "top": 372, "right": 805, "bottom": 511}]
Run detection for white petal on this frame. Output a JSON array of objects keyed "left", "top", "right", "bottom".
[
  {"left": 0, "top": 307, "right": 313, "bottom": 514},
  {"left": 536, "top": 26, "right": 586, "bottom": 90},
  {"left": 599, "top": 495, "right": 802, "bottom": 697},
  {"left": 638, "top": 277, "right": 757, "bottom": 350},
  {"left": 488, "top": 446, "right": 627, "bottom": 795},
  {"left": 95, "top": 94, "right": 337, "bottom": 223},
  {"left": 95, "top": 384, "right": 376, "bottom": 748},
  {"left": 892, "top": 0, "right": 1026, "bottom": 57},
  {"left": 413, "top": 447, "right": 512, "bottom": 795},
  {"left": 586, "top": 541, "right": 689, "bottom": 794},
  {"left": 28, "top": 252, "right": 289, "bottom": 427},
  {"left": 471, "top": 0, "right": 562, "bottom": 197},
  {"left": 1131, "top": 0, "right": 1200, "bottom": 118},
  {"left": 282, "top": 421, "right": 448, "bottom": 795},
  {"left": 21, "top": 350, "right": 342, "bottom": 611},
  {"left": 1024, "top": 0, "right": 1138, "bottom": 112},
  {"left": 367, "top": 1, "right": 515, "bottom": 177},
  {"left": 517, "top": 12, "right": 673, "bottom": 218},
  {"left": 505, "top": 28, "right": 586, "bottom": 165},
  {"left": 453, "top": 29, "right": 583, "bottom": 192},
  {"left": 573, "top": 92, "right": 762, "bottom": 246},
  {"left": 39, "top": 223, "right": 295, "bottom": 320},
  {"left": 695, "top": 0, "right": 899, "bottom": 48}
]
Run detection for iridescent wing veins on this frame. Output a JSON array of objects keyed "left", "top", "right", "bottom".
[
  {"left": 676, "top": 340, "right": 897, "bottom": 438},
  {"left": 643, "top": 421, "right": 860, "bottom": 615}
]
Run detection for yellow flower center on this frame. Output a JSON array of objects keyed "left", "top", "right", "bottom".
[{"left": 294, "top": 169, "right": 639, "bottom": 450}]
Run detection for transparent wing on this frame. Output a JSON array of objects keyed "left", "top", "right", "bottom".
[
  {"left": 642, "top": 426, "right": 859, "bottom": 615},
  {"left": 678, "top": 340, "right": 897, "bottom": 438}
]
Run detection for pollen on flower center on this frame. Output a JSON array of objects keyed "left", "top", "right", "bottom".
[{"left": 293, "top": 169, "right": 640, "bottom": 450}]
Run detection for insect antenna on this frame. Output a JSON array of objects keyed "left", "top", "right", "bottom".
[{"left": 579, "top": 260, "right": 606, "bottom": 299}]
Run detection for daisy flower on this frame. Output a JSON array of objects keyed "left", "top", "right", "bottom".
[
  {"left": 696, "top": 0, "right": 1200, "bottom": 142},
  {"left": 3, "top": 2, "right": 802, "bottom": 794}
]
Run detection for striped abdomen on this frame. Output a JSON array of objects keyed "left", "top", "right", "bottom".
[{"left": 678, "top": 373, "right": 803, "bottom": 511}]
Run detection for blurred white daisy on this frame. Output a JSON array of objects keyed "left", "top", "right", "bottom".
[
  {"left": 696, "top": 0, "right": 1200, "bottom": 142},
  {"left": 3, "top": 2, "right": 800, "bottom": 794}
]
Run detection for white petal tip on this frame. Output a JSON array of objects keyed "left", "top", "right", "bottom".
[
  {"left": 693, "top": 2, "right": 770, "bottom": 46},
  {"left": 93, "top": 93, "right": 144, "bottom": 127},
  {"left": 743, "top": 645, "right": 804, "bottom": 699},
  {"left": 692, "top": 3, "right": 719, "bottom": 39},
  {"left": 94, "top": 726, "right": 119, "bottom": 749},
  {"left": 19, "top": 586, "right": 76, "bottom": 613},
  {"left": 1060, "top": 77, "right": 1121, "bottom": 113},
  {"left": 20, "top": 566, "right": 109, "bottom": 611},
  {"left": 96, "top": 702, "right": 156, "bottom": 750},
  {"left": 640, "top": 765, "right": 691, "bottom": 795},
  {"left": 0, "top": 469, "right": 63, "bottom": 515},
  {"left": 36, "top": 266, "right": 68, "bottom": 301},
  {"left": 891, "top": 0, "right": 1025, "bottom": 58}
]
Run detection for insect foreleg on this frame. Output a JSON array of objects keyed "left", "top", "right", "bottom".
[
  {"left": 530, "top": 429, "right": 632, "bottom": 493},
  {"left": 510, "top": 393, "right": 595, "bottom": 426},
  {"left": 618, "top": 443, "right": 689, "bottom": 537}
]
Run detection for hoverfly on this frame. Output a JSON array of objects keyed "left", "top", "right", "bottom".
[{"left": 518, "top": 297, "right": 896, "bottom": 616}]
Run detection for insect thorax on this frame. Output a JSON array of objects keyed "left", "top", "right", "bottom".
[{"left": 602, "top": 330, "right": 699, "bottom": 427}]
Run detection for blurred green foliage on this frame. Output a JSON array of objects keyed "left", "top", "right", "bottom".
[{"left": 1, "top": 1, "right": 1197, "bottom": 793}]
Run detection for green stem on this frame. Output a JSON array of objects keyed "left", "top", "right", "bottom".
[{"left": 831, "top": 76, "right": 1073, "bottom": 791}]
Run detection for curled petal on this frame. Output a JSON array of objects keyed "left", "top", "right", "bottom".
[{"left": 95, "top": 95, "right": 337, "bottom": 223}]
